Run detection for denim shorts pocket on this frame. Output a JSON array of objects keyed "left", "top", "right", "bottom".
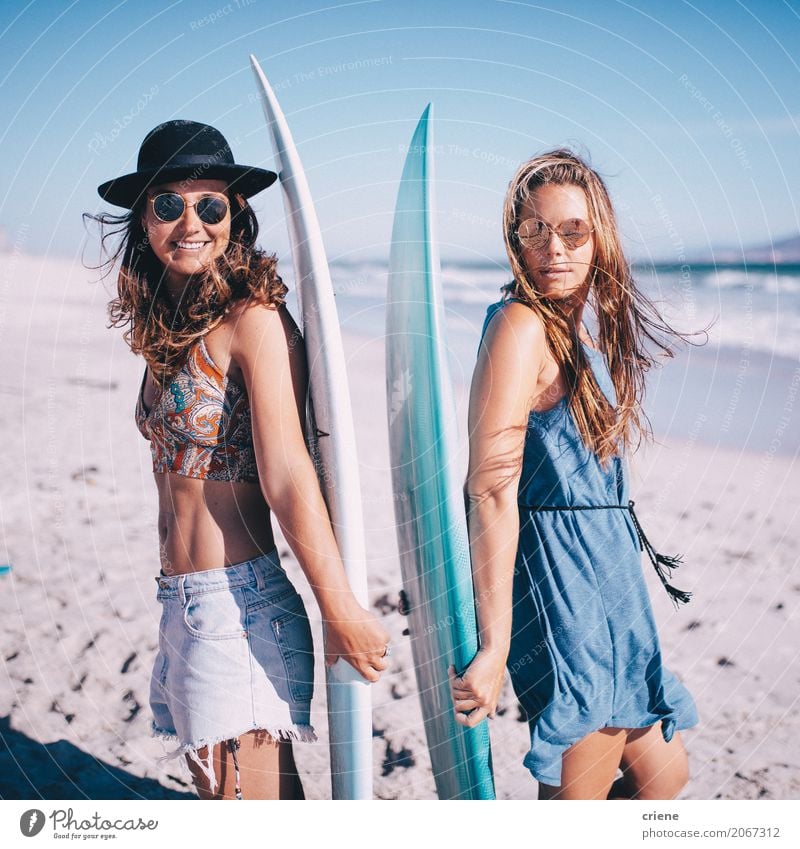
[
  {"left": 182, "top": 587, "right": 247, "bottom": 640},
  {"left": 247, "top": 583, "right": 296, "bottom": 614},
  {"left": 271, "top": 598, "right": 314, "bottom": 703}
]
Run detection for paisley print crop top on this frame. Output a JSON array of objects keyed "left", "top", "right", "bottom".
[{"left": 135, "top": 338, "right": 258, "bottom": 482}]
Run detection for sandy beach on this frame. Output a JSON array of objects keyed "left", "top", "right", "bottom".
[{"left": 1, "top": 252, "right": 798, "bottom": 800}]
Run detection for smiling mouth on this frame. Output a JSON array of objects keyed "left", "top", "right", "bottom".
[{"left": 173, "top": 241, "right": 210, "bottom": 251}]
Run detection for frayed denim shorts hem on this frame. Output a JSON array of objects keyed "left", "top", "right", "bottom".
[
  {"left": 149, "top": 549, "right": 316, "bottom": 790},
  {"left": 151, "top": 721, "right": 317, "bottom": 793}
]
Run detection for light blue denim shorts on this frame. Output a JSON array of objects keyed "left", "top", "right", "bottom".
[{"left": 149, "top": 549, "right": 316, "bottom": 788}]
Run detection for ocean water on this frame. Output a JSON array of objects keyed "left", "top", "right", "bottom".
[{"left": 290, "top": 261, "right": 800, "bottom": 457}]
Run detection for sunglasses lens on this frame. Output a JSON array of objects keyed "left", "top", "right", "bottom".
[
  {"left": 196, "top": 196, "right": 229, "bottom": 224},
  {"left": 560, "top": 219, "right": 591, "bottom": 248},
  {"left": 518, "top": 218, "right": 547, "bottom": 248},
  {"left": 152, "top": 193, "right": 184, "bottom": 222}
]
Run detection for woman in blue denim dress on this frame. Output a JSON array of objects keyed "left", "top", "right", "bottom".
[
  {"left": 450, "top": 149, "right": 698, "bottom": 800},
  {"left": 90, "top": 120, "right": 389, "bottom": 799}
]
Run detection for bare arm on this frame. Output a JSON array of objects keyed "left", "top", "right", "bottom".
[
  {"left": 230, "top": 302, "right": 389, "bottom": 681},
  {"left": 451, "top": 302, "right": 544, "bottom": 726}
]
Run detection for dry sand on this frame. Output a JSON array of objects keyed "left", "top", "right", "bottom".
[{"left": 1, "top": 253, "right": 798, "bottom": 800}]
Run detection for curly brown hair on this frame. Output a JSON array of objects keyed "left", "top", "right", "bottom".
[
  {"left": 85, "top": 190, "right": 287, "bottom": 384},
  {"left": 502, "top": 148, "right": 697, "bottom": 464}
]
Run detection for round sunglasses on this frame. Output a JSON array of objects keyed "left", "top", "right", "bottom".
[
  {"left": 517, "top": 217, "right": 594, "bottom": 250},
  {"left": 149, "top": 192, "right": 230, "bottom": 225}
]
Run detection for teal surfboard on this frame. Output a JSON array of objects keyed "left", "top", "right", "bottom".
[{"left": 385, "top": 105, "right": 495, "bottom": 800}]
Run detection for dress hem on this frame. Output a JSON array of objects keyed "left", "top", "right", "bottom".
[{"left": 523, "top": 711, "right": 698, "bottom": 787}]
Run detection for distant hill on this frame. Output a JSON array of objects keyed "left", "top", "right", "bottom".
[
  {"left": 713, "top": 233, "right": 800, "bottom": 264},
  {"left": 748, "top": 234, "right": 800, "bottom": 263}
]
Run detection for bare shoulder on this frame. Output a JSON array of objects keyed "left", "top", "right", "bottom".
[
  {"left": 226, "top": 301, "right": 301, "bottom": 360},
  {"left": 470, "top": 300, "right": 543, "bottom": 427},
  {"left": 226, "top": 299, "right": 282, "bottom": 335},
  {"left": 480, "top": 300, "right": 547, "bottom": 362}
]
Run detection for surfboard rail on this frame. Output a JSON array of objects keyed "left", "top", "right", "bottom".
[{"left": 250, "top": 54, "right": 373, "bottom": 801}]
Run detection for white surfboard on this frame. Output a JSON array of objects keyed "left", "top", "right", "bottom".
[{"left": 249, "top": 54, "right": 372, "bottom": 801}]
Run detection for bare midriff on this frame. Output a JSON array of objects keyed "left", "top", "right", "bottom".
[{"left": 154, "top": 473, "right": 275, "bottom": 575}]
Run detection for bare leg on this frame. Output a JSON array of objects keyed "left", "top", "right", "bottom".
[
  {"left": 538, "top": 728, "right": 627, "bottom": 800},
  {"left": 186, "top": 730, "right": 305, "bottom": 800},
  {"left": 607, "top": 725, "right": 689, "bottom": 800}
]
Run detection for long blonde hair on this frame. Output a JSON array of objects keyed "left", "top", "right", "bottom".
[{"left": 503, "top": 148, "right": 689, "bottom": 463}]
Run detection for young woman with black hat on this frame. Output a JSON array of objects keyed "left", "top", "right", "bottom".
[{"left": 90, "top": 120, "right": 390, "bottom": 800}]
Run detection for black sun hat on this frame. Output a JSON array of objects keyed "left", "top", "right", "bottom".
[{"left": 97, "top": 119, "right": 277, "bottom": 208}]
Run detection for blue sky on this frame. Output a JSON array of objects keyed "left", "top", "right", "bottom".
[{"left": 2, "top": 0, "right": 798, "bottom": 264}]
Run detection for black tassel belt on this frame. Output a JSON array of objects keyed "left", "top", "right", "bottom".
[{"left": 517, "top": 499, "right": 691, "bottom": 607}]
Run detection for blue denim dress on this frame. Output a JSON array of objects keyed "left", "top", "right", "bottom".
[{"left": 481, "top": 301, "right": 698, "bottom": 787}]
